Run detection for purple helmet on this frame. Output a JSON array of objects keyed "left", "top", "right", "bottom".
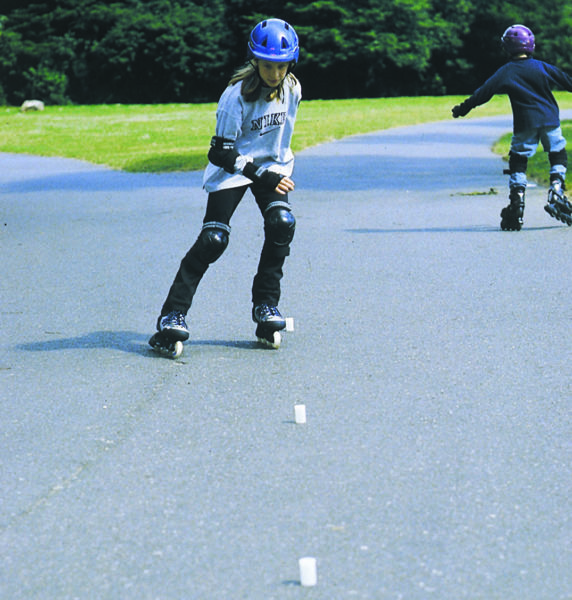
[
  {"left": 248, "top": 19, "right": 299, "bottom": 64},
  {"left": 501, "top": 24, "right": 535, "bottom": 55}
]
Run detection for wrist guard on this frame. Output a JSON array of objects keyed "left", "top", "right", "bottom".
[{"left": 242, "top": 163, "right": 284, "bottom": 190}]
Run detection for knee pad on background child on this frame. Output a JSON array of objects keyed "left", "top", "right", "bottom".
[
  {"left": 508, "top": 151, "right": 528, "bottom": 189},
  {"left": 549, "top": 149, "right": 567, "bottom": 185}
]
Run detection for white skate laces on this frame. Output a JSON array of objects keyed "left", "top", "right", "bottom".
[
  {"left": 159, "top": 310, "right": 189, "bottom": 335},
  {"left": 252, "top": 304, "right": 285, "bottom": 326}
]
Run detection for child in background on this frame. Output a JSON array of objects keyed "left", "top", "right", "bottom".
[
  {"left": 452, "top": 24, "right": 572, "bottom": 230},
  {"left": 150, "top": 18, "right": 301, "bottom": 356}
]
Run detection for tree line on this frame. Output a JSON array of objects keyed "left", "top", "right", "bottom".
[{"left": 1, "top": 0, "right": 572, "bottom": 106}]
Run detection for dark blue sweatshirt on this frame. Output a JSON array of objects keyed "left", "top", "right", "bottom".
[{"left": 459, "top": 57, "right": 572, "bottom": 132}]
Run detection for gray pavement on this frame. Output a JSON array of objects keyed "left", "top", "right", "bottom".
[{"left": 1, "top": 114, "right": 571, "bottom": 599}]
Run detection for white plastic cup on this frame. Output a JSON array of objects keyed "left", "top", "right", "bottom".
[
  {"left": 294, "top": 404, "right": 306, "bottom": 424},
  {"left": 299, "top": 556, "right": 317, "bottom": 586},
  {"left": 285, "top": 317, "right": 295, "bottom": 332}
]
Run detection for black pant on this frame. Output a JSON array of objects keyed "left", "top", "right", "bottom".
[{"left": 161, "top": 184, "right": 293, "bottom": 316}]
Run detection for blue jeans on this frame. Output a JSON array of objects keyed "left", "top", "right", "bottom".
[{"left": 509, "top": 126, "right": 567, "bottom": 188}]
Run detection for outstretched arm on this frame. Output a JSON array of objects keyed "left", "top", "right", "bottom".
[{"left": 451, "top": 71, "right": 500, "bottom": 119}]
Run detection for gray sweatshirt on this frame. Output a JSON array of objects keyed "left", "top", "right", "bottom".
[{"left": 203, "top": 75, "right": 302, "bottom": 192}]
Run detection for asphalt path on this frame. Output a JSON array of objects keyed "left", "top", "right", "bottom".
[{"left": 1, "top": 114, "right": 571, "bottom": 599}]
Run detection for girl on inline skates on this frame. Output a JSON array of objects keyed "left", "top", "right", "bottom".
[
  {"left": 452, "top": 24, "right": 572, "bottom": 230},
  {"left": 150, "top": 18, "right": 301, "bottom": 356}
]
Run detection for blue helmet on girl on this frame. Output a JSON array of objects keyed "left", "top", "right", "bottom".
[
  {"left": 501, "top": 24, "right": 535, "bottom": 56},
  {"left": 248, "top": 19, "right": 299, "bottom": 65}
]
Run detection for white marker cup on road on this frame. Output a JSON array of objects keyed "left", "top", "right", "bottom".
[
  {"left": 285, "top": 317, "right": 295, "bottom": 332},
  {"left": 298, "top": 556, "right": 317, "bottom": 586},
  {"left": 294, "top": 404, "right": 306, "bottom": 424}
]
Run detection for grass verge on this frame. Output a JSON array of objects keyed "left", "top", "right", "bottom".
[{"left": 2, "top": 94, "right": 572, "bottom": 174}]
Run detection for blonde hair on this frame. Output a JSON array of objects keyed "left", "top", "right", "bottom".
[{"left": 228, "top": 61, "right": 298, "bottom": 102}]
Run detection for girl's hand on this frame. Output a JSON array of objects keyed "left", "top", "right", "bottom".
[{"left": 276, "top": 176, "right": 295, "bottom": 195}]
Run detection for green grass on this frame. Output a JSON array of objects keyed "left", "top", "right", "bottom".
[
  {"left": 0, "top": 103, "right": 217, "bottom": 172},
  {"left": 2, "top": 93, "right": 572, "bottom": 174}
]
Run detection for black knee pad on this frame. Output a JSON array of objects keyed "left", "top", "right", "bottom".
[
  {"left": 549, "top": 148, "right": 568, "bottom": 169},
  {"left": 197, "top": 221, "right": 230, "bottom": 264},
  {"left": 509, "top": 151, "right": 528, "bottom": 174},
  {"left": 264, "top": 201, "right": 295, "bottom": 255}
]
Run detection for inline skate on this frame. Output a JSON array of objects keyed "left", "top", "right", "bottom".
[
  {"left": 500, "top": 185, "right": 525, "bottom": 231},
  {"left": 544, "top": 176, "right": 572, "bottom": 225},
  {"left": 253, "top": 303, "right": 286, "bottom": 349},
  {"left": 149, "top": 310, "right": 189, "bottom": 359}
]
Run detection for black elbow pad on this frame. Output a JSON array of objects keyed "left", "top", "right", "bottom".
[{"left": 208, "top": 136, "right": 240, "bottom": 173}]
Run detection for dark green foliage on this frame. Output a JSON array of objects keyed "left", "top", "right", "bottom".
[{"left": 1, "top": 0, "right": 571, "bottom": 104}]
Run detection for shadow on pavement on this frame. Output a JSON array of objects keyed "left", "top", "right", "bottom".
[
  {"left": 15, "top": 331, "right": 263, "bottom": 355},
  {"left": 346, "top": 224, "right": 562, "bottom": 234}
]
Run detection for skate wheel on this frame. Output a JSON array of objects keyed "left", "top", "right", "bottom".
[
  {"left": 149, "top": 333, "right": 184, "bottom": 359},
  {"left": 545, "top": 202, "right": 572, "bottom": 225},
  {"left": 257, "top": 330, "right": 281, "bottom": 349},
  {"left": 272, "top": 331, "right": 281, "bottom": 348},
  {"left": 500, "top": 219, "right": 520, "bottom": 231},
  {"left": 149, "top": 332, "right": 161, "bottom": 349}
]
